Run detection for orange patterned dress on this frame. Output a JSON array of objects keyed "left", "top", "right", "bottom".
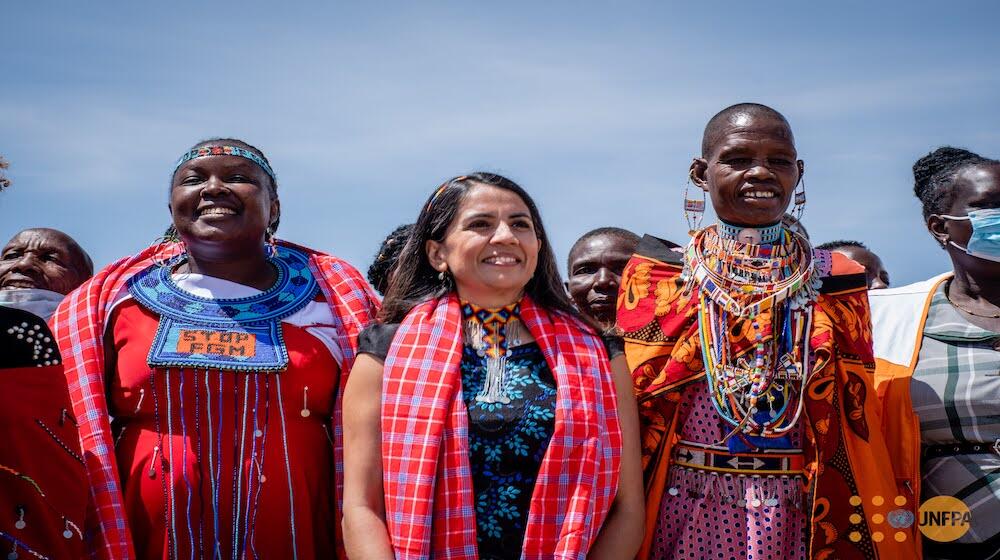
[{"left": 617, "top": 234, "right": 918, "bottom": 560}]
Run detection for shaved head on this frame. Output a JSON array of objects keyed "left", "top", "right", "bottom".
[{"left": 701, "top": 103, "right": 794, "bottom": 158}]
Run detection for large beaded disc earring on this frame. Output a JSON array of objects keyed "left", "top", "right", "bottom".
[
  {"left": 791, "top": 178, "right": 806, "bottom": 221},
  {"left": 684, "top": 175, "right": 706, "bottom": 236}
]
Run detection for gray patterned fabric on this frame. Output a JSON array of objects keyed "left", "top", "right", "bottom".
[{"left": 911, "top": 281, "right": 1000, "bottom": 555}]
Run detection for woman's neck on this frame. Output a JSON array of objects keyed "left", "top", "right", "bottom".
[
  {"left": 455, "top": 287, "right": 523, "bottom": 310},
  {"left": 949, "top": 266, "right": 1000, "bottom": 310}
]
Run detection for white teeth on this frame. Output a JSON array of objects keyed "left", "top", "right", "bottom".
[
  {"left": 200, "top": 207, "right": 237, "bottom": 216},
  {"left": 484, "top": 256, "right": 518, "bottom": 265},
  {"left": 745, "top": 191, "right": 775, "bottom": 199}
]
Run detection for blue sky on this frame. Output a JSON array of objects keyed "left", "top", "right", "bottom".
[{"left": 2, "top": 1, "right": 998, "bottom": 286}]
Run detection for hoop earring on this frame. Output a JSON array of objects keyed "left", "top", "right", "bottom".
[
  {"left": 683, "top": 177, "right": 706, "bottom": 235},
  {"left": 152, "top": 225, "right": 185, "bottom": 268},
  {"left": 792, "top": 178, "right": 807, "bottom": 221}
]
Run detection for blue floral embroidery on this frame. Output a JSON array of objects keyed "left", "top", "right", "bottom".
[{"left": 461, "top": 342, "right": 556, "bottom": 560}]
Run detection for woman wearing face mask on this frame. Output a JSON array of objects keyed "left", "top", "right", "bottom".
[
  {"left": 341, "top": 173, "right": 644, "bottom": 559},
  {"left": 872, "top": 147, "right": 1000, "bottom": 559}
]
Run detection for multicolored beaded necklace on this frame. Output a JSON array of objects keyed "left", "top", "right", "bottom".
[
  {"left": 461, "top": 301, "right": 523, "bottom": 405},
  {"left": 683, "top": 222, "right": 820, "bottom": 448}
]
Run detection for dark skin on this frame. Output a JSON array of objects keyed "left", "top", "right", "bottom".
[
  {"left": 691, "top": 114, "right": 804, "bottom": 227},
  {"left": 566, "top": 234, "right": 637, "bottom": 329},
  {"left": 169, "top": 154, "right": 280, "bottom": 290},
  {"left": 104, "top": 153, "right": 282, "bottom": 381},
  {"left": 0, "top": 228, "right": 92, "bottom": 294},
  {"left": 834, "top": 246, "right": 890, "bottom": 290},
  {"left": 927, "top": 163, "right": 1000, "bottom": 334}
]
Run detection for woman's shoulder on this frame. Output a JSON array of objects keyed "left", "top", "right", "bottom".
[{"left": 357, "top": 323, "right": 401, "bottom": 361}]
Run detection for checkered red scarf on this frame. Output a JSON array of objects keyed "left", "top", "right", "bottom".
[
  {"left": 51, "top": 241, "right": 379, "bottom": 560},
  {"left": 381, "top": 294, "right": 622, "bottom": 559}
]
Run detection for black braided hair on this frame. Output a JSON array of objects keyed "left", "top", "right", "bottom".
[
  {"left": 913, "top": 147, "right": 997, "bottom": 219},
  {"left": 816, "top": 240, "right": 867, "bottom": 251},
  {"left": 367, "top": 223, "right": 415, "bottom": 296}
]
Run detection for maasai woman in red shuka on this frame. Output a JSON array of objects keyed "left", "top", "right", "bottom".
[
  {"left": 342, "top": 173, "right": 645, "bottom": 560},
  {"left": 52, "top": 139, "right": 379, "bottom": 560},
  {"left": 1, "top": 305, "right": 88, "bottom": 559},
  {"left": 618, "top": 104, "right": 918, "bottom": 559}
]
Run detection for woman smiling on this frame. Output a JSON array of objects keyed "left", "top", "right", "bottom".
[
  {"left": 342, "top": 173, "right": 644, "bottom": 559},
  {"left": 52, "top": 139, "right": 379, "bottom": 559},
  {"left": 618, "top": 104, "right": 915, "bottom": 559}
]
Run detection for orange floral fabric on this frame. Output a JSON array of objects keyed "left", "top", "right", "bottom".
[{"left": 618, "top": 236, "right": 919, "bottom": 560}]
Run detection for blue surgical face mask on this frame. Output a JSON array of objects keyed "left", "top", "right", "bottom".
[{"left": 940, "top": 208, "right": 1000, "bottom": 263}]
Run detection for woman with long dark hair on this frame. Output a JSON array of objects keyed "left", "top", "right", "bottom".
[{"left": 342, "top": 173, "right": 644, "bottom": 559}]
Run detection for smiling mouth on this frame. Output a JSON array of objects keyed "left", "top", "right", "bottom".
[
  {"left": 741, "top": 190, "right": 777, "bottom": 199},
  {"left": 198, "top": 207, "right": 238, "bottom": 217},
  {"left": 1, "top": 277, "right": 42, "bottom": 289},
  {"left": 482, "top": 255, "right": 521, "bottom": 265}
]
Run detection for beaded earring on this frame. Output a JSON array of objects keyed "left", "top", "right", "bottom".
[
  {"left": 684, "top": 176, "right": 706, "bottom": 235},
  {"left": 437, "top": 268, "right": 454, "bottom": 290},
  {"left": 265, "top": 226, "right": 278, "bottom": 258},
  {"left": 152, "top": 225, "right": 185, "bottom": 268},
  {"left": 791, "top": 178, "right": 807, "bottom": 221}
]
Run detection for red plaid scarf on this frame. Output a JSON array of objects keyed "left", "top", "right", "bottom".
[
  {"left": 51, "top": 241, "right": 379, "bottom": 560},
  {"left": 381, "top": 294, "right": 622, "bottom": 559}
]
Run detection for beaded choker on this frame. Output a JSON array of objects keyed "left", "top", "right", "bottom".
[
  {"left": 461, "top": 301, "right": 523, "bottom": 404},
  {"left": 716, "top": 221, "right": 783, "bottom": 245},
  {"left": 684, "top": 225, "right": 820, "bottom": 447}
]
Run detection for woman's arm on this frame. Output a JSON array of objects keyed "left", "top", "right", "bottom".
[
  {"left": 342, "top": 354, "right": 395, "bottom": 559},
  {"left": 588, "top": 354, "right": 646, "bottom": 560}
]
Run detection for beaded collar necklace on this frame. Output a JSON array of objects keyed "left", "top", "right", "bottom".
[
  {"left": 126, "top": 245, "right": 319, "bottom": 372},
  {"left": 685, "top": 223, "right": 818, "bottom": 316},
  {"left": 461, "top": 300, "right": 523, "bottom": 404},
  {"left": 684, "top": 223, "right": 820, "bottom": 447}
]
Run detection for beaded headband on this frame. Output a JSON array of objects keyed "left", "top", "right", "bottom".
[{"left": 173, "top": 145, "right": 276, "bottom": 182}]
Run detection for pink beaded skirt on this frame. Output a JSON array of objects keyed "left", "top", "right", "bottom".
[{"left": 650, "top": 383, "right": 809, "bottom": 560}]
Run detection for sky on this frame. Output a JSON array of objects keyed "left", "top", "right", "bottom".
[{"left": 2, "top": 1, "right": 998, "bottom": 287}]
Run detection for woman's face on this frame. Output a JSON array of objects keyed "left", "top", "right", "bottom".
[
  {"left": 426, "top": 184, "right": 540, "bottom": 307},
  {"left": 170, "top": 154, "right": 278, "bottom": 256},
  {"left": 692, "top": 115, "right": 802, "bottom": 227},
  {"left": 928, "top": 163, "right": 1000, "bottom": 274}
]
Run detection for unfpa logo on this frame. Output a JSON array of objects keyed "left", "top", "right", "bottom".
[
  {"left": 848, "top": 496, "right": 972, "bottom": 542},
  {"left": 846, "top": 495, "right": 914, "bottom": 544},
  {"left": 918, "top": 496, "right": 971, "bottom": 542},
  {"left": 843, "top": 494, "right": 972, "bottom": 544}
]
